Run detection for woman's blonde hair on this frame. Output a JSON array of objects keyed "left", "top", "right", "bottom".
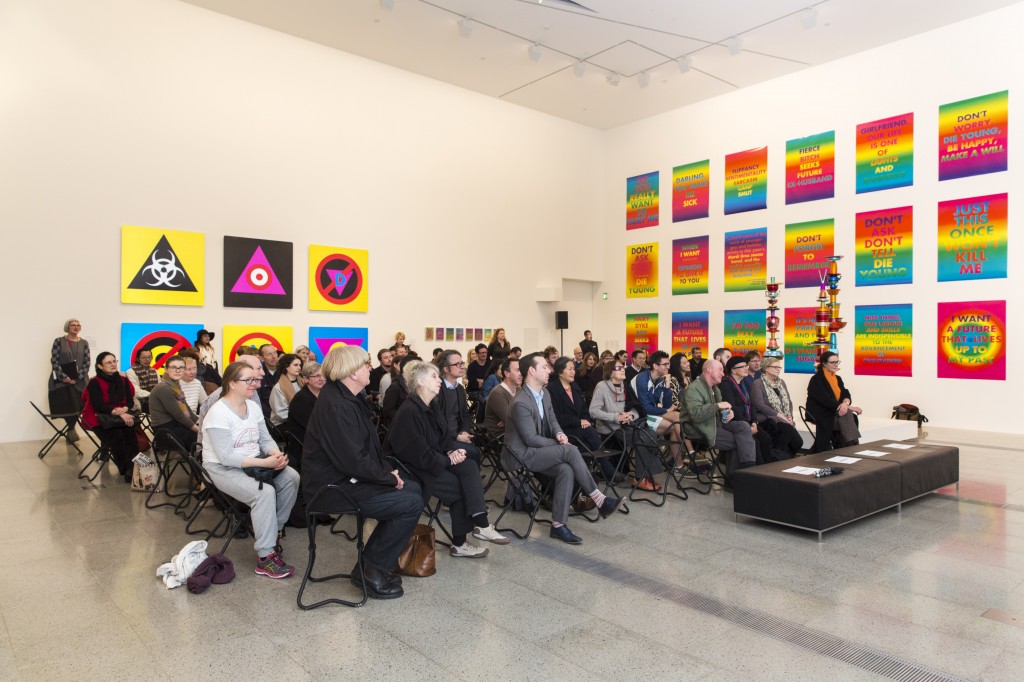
[{"left": 321, "top": 344, "right": 368, "bottom": 381}]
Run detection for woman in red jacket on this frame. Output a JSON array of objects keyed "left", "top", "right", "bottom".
[{"left": 81, "top": 352, "right": 139, "bottom": 482}]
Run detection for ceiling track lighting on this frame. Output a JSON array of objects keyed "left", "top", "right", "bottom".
[
  {"left": 528, "top": 43, "right": 542, "bottom": 61},
  {"left": 677, "top": 56, "right": 692, "bottom": 73},
  {"left": 573, "top": 60, "right": 586, "bottom": 77},
  {"left": 727, "top": 36, "right": 742, "bottom": 56},
  {"left": 638, "top": 72, "right": 650, "bottom": 88},
  {"left": 458, "top": 17, "right": 473, "bottom": 38},
  {"left": 802, "top": 7, "right": 818, "bottom": 29}
]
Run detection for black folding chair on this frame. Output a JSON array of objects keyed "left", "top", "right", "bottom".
[
  {"left": 798, "top": 405, "right": 816, "bottom": 443},
  {"left": 285, "top": 431, "right": 305, "bottom": 474},
  {"left": 569, "top": 432, "right": 629, "bottom": 522},
  {"left": 76, "top": 420, "right": 112, "bottom": 482},
  {"left": 386, "top": 457, "right": 455, "bottom": 548},
  {"left": 491, "top": 444, "right": 555, "bottom": 540},
  {"left": 625, "top": 424, "right": 688, "bottom": 507},
  {"left": 182, "top": 448, "right": 253, "bottom": 555},
  {"left": 473, "top": 427, "right": 505, "bottom": 493},
  {"left": 146, "top": 430, "right": 194, "bottom": 510},
  {"left": 30, "top": 401, "right": 82, "bottom": 458},
  {"left": 297, "top": 484, "right": 368, "bottom": 610}
]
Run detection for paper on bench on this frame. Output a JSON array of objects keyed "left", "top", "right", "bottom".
[
  {"left": 826, "top": 456, "right": 861, "bottom": 464},
  {"left": 855, "top": 450, "right": 888, "bottom": 457},
  {"left": 883, "top": 443, "right": 914, "bottom": 449},
  {"left": 782, "top": 466, "right": 821, "bottom": 475}
]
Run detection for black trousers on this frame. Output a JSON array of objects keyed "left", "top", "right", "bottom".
[
  {"left": 357, "top": 482, "right": 424, "bottom": 572},
  {"left": 426, "top": 459, "right": 487, "bottom": 538},
  {"left": 154, "top": 421, "right": 197, "bottom": 453},
  {"left": 94, "top": 425, "right": 139, "bottom": 476}
]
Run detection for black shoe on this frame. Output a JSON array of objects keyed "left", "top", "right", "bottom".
[
  {"left": 598, "top": 496, "right": 625, "bottom": 519},
  {"left": 384, "top": 570, "right": 403, "bottom": 588},
  {"left": 549, "top": 525, "right": 582, "bottom": 544},
  {"left": 233, "top": 526, "right": 249, "bottom": 539},
  {"left": 350, "top": 562, "right": 403, "bottom": 599}
]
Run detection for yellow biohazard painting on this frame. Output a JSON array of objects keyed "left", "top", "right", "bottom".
[
  {"left": 308, "top": 244, "right": 369, "bottom": 312},
  {"left": 121, "top": 225, "right": 205, "bottom": 306},
  {"left": 222, "top": 325, "right": 293, "bottom": 369}
]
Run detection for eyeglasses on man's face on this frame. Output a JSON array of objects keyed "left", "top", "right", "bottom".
[{"left": 448, "top": 362, "right": 465, "bottom": 368}]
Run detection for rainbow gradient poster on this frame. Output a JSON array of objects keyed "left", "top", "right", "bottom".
[
  {"left": 783, "top": 307, "right": 817, "bottom": 374},
  {"left": 939, "top": 90, "right": 1008, "bottom": 181},
  {"left": 723, "top": 309, "right": 765, "bottom": 355},
  {"left": 671, "top": 311, "right": 708, "bottom": 357},
  {"left": 627, "top": 172, "right": 659, "bottom": 230},
  {"left": 672, "top": 160, "right": 710, "bottom": 222},
  {"left": 626, "top": 313, "right": 659, "bottom": 356},
  {"left": 855, "top": 207, "right": 913, "bottom": 286},
  {"left": 724, "top": 147, "right": 768, "bottom": 215},
  {"left": 784, "top": 219, "right": 834, "bottom": 288},
  {"left": 672, "top": 236, "right": 709, "bottom": 295},
  {"left": 786, "top": 131, "right": 835, "bottom": 205},
  {"left": 724, "top": 228, "right": 767, "bottom": 292},
  {"left": 937, "top": 193, "right": 1007, "bottom": 282},
  {"left": 937, "top": 300, "right": 1006, "bottom": 380},
  {"left": 626, "top": 242, "right": 658, "bottom": 298},
  {"left": 856, "top": 113, "right": 913, "bottom": 194},
  {"left": 854, "top": 304, "right": 912, "bottom": 377}
]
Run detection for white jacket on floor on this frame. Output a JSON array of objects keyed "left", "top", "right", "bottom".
[{"left": 156, "top": 540, "right": 209, "bottom": 589}]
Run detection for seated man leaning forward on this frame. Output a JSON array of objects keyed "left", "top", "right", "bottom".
[
  {"left": 680, "top": 359, "right": 757, "bottom": 472},
  {"left": 502, "top": 352, "right": 625, "bottom": 545}
]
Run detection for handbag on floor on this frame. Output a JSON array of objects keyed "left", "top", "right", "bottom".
[
  {"left": 396, "top": 523, "right": 436, "bottom": 577},
  {"left": 131, "top": 455, "right": 161, "bottom": 493}
]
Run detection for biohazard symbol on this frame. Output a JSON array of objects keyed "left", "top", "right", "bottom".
[
  {"left": 128, "top": 236, "right": 198, "bottom": 292},
  {"left": 315, "top": 254, "right": 363, "bottom": 305}
]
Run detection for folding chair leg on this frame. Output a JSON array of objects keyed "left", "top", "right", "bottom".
[{"left": 297, "top": 512, "right": 368, "bottom": 610}]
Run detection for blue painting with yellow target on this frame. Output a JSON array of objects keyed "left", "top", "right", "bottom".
[{"left": 120, "top": 323, "right": 204, "bottom": 373}]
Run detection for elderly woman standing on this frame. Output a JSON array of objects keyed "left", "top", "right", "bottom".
[
  {"left": 750, "top": 356, "right": 805, "bottom": 458},
  {"left": 49, "top": 318, "right": 90, "bottom": 441},
  {"left": 386, "top": 362, "right": 507, "bottom": 558}
]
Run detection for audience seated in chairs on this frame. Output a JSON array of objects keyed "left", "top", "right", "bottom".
[
  {"left": 81, "top": 352, "right": 139, "bottom": 482},
  {"left": 502, "top": 353, "right": 625, "bottom": 545},
  {"left": 480, "top": 359, "right": 502, "bottom": 401},
  {"left": 720, "top": 356, "right": 779, "bottom": 463},
  {"left": 432, "top": 350, "right": 481, "bottom": 463},
  {"left": 688, "top": 346, "right": 705, "bottom": 380},
  {"left": 302, "top": 345, "right": 423, "bottom": 600},
  {"left": 742, "top": 350, "right": 762, "bottom": 393},
  {"left": 805, "top": 351, "right": 862, "bottom": 453},
  {"left": 368, "top": 348, "right": 393, "bottom": 399},
  {"left": 625, "top": 349, "right": 647, "bottom": 384},
  {"left": 256, "top": 344, "right": 279, "bottom": 420},
  {"left": 633, "top": 350, "right": 685, "bottom": 477},
  {"left": 286, "top": 361, "right": 324, "bottom": 471},
  {"left": 178, "top": 348, "right": 208, "bottom": 414},
  {"left": 385, "top": 362, "right": 508, "bottom": 558},
  {"left": 126, "top": 348, "right": 159, "bottom": 413},
  {"left": 750, "top": 356, "right": 805, "bottom": 458},
  {"left": 679, "top": 359, "right": 757, "bottom": 476},
  {"left": 381, "top": 355, "right": 420, "bottom": 425},
  {"left": 269, "top": 353, "right": 304, "bottom": 428},
  {"left": 466, "top": 343, "right": 489, "bottom": 399},
  {"left": 193, "top": 329, "right": 222, "bottom": 387},
  {"left": 201, "top": 361, "right": 300, "bottom": 579},
  {"left": 585, "top": 361, "right": 639, "bottom": 484},
  {"left": 197, "top": 355, "right": 265, "bottom": 445},
  {"left": 483, "top": 358, "right": 521, "bottom": 436},
  {"left": 149, "top": 354, "right": 200, "bottom": 452}
]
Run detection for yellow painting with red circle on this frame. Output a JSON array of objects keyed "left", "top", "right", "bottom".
[
  {"left": 222, "top": 325, "right": 293, "bottom": 369},
  {"left": 309, "top": 245, "right": 369, "bottom": 312},
  {"left": 937, "top": 300, "right": 1005, "bottom": 380}
]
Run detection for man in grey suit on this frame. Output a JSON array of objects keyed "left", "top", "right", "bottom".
[{"left": 502, "top": 352, "right": 625, "bottom": 544}]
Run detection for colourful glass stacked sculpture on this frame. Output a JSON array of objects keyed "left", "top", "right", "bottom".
[{"left": 764, "top": 277, "right": 783, "bottom": 360}]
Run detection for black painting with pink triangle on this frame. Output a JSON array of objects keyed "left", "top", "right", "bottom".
[{"left": 223, "top": 236, "right": 293, "bottom": 309}]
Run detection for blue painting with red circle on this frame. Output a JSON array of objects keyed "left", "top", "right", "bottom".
[
  {"left": 223, "top": 236, "right": 293, "bottom": 309},
  {"left": 120, "top": 322, "right": 204, "bottom": 372}
]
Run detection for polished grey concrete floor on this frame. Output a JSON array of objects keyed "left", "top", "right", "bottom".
[{"left": 3, "top": 426, "right": 1022, "bottom": 681}]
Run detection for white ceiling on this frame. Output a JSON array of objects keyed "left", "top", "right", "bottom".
[{"left": 179, "top": 0, "right": 1023, "bottom": 130}]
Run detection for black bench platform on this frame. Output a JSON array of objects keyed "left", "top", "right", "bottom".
[{"left": 732, "top": 441, "right": 959, "bottom": 540}]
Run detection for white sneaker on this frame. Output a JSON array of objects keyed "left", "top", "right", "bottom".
[
  {"left": 472, "top": 524, "right": 510, "bottom": 545},
  {"left": 449, "top": 541, "right": 489, "bottom": 558}
]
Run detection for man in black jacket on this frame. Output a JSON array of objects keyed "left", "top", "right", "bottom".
[
  {"left": 433, "top": 350, "right": 481, "bottom": 463},
  {"left": 580, "top": 330, "right": 598, "bottom": 359}
]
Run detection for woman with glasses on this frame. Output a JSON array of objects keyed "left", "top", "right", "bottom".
[
  {"left": 750, "top": 357, "right": 805, "bottom": 458},
  {"left": 286, "top": 361, "right": 326, "bottom": 472},
  {"left": 49, "top": 318, "right": 90, "bottom": 442},
  {"left": 587, "top": 361, "right": 638, "bottom": 483},
  {"left": 202, "top": 361, "right": 299, "bottom": 579},
  {"left": 149, "top": 354, "right": 200, "bottom": 451},
  {"left": 80, "top": 352, "right": 138, "bottom": 482},
  {"left": 805, "top": 351, "right": 862, "bottom": 452}
]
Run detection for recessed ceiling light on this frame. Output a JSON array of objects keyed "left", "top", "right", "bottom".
[
  {"left": 380, "top": 0, "right": 394, "bottom": 10},
  {"left": 677, "top": 56, "right": 692, "bottom": 73},
  {"left": 727, "top": 36, "right": 742, "bottom": 55},
  {"left": 458, "top": 17, "right": 472, "bottom": 38},
  {"left": 573, "top": 61, "right": 586, "bottom": 77},
  {"left": 802, "top": 7, "right": 818, "bottom": 29},
  {"left": 638, "top": 72, "right": 650, "bottom": 88},
  {"left": 528, "top": 44, "right": 542, "bottom": 62}
]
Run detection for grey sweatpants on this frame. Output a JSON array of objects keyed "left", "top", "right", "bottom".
[{"left": 204, "top": 462, "right": 300, "bottom": 557}]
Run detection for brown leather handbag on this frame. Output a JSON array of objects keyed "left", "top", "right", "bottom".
[{"left": 396, "top": 523, "right": 436, "bottom": 577}]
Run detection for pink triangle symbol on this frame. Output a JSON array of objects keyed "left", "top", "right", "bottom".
[
  {"left": 231, "top": 246, "right": 286, "bottom": 295},
  {"left": 314, "top": 338, "right": 363, "bottom": 359}
]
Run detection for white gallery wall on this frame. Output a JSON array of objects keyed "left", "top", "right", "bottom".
[
  {"left": 597, "top": 4, "right": 1023, "bottom": 433},
  {"left": 0, "top": 0, "right": 605, "bottom": 442}
]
